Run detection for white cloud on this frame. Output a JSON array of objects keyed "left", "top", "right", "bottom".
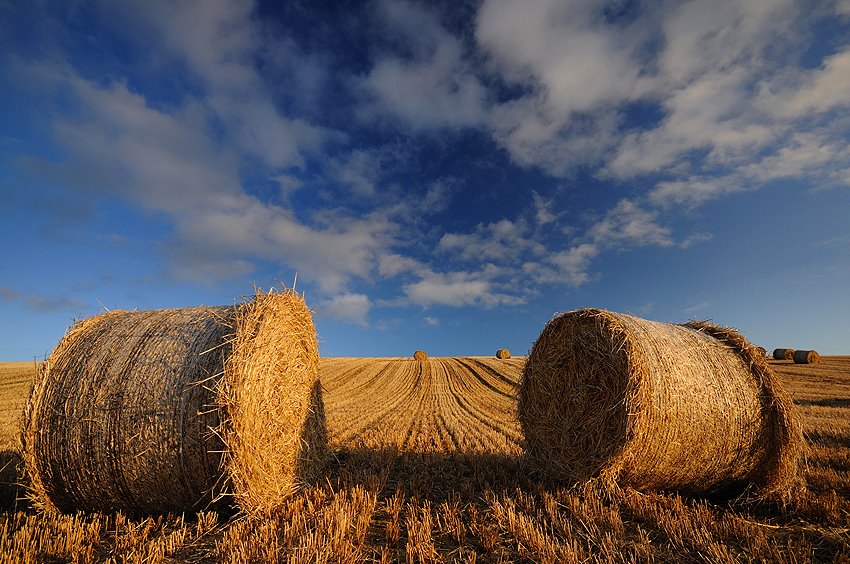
[
  {"left": 532, "top": 191, "right": 557, "bottom": 225},
  {"left": 319, "top": 293, "right": 371, "bottom": 326},
  {"left": 588, "top": 199, "right": 674, "bottom": 248},
  {"left": 90, "top": 0, "right": 335, "bottom": 170},
  {"left": 378, "top": 253, "right": 426, "bottom": 278},
  {"left": 361, "top": 0, "right": 487, "bottom": 129},
  {"left": 403, "top": 269, "right": 524, "bottom": 308},
  {"left": 37, "top": 69, "right": 396, "bottom": 294},
  {"left": 424, "top": 315, "right": 439, "bottom": 326},
  {"left": 685, "top": 302, "right": 711, "bottom": 316},
  {"left": 772, "top": 48, "right": 850, "bottom": 116},
  {"left": 544, "top": 243, "right": 600, "bottom": 287},
  {"left": 437, "top": 219, "right": 544, "bottom": 262}
]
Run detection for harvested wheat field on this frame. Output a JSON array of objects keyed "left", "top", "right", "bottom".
[{"left": 1, "top": 356, "right": 850, "bottom": 562}]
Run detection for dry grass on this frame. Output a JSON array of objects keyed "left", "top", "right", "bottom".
[
  {"left": 1, "top": 356, "right": 849, "bottom": 561},
  {"left": 520, "top": 309, "right": 800, "bottom": 496},
  {"left": 21, "top": 289, "right": 325, "bottom": 516}
]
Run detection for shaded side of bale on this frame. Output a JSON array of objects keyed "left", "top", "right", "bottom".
[
  {"left": 22, "top": 307, "right": 231, "bottom": 514},
  {"left": 217, "top": 290, "right": 326, "bottom": 515},
  {"left": 413, "top": 350, "right": 428, "bottom": 361},
  {"left": 773, "top": 348, "right": 795, "bottom": 360},
  {"left": 792, "top": 350, "right": 820, "bottom": 364},
  {"left": 496, "top": 349, "right": 511, "bottom": 359},
  {"left": 22, "top": 289, "right": 326, "bottom": 515},
  {"left": 519, "top": 309, "right": 800, "bottom": 496}
]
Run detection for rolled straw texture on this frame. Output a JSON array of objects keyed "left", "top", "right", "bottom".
[
  {"left": 773, "top": 348, "right": 795, "bottom": 360},
  {"left": 413, "top": 350, "right": 428, "bottom": 361},
  {"left": 22, "top": 289, "right": 326, "bottom": 515},
  {"left": 792, "top": 350, "right": 820, "bottom": 364},
  {"left": 496, "top": 349, "right": 511, "bottom": 359},
  {"left": 756, "top": 346, "right": 767, "bottom": 358},
  {"left": 519, "top": 308, "right": 800, "bottom": 496}
]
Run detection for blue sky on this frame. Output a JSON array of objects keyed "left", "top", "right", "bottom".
[{"left": 1, "top": 0, "right": 849, "bottom": 359}]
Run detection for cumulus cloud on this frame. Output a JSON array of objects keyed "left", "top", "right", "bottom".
[{"left": 318, "top": 293, "right": 371, "bottom": 326}]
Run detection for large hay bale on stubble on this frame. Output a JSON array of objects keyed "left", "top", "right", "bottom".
[
  {"left": 413, "top": 350, "right": 428, "bottom": 361},
  {"left": 519, "top": 308, "right": 800, "bottom": 496},
  {"left": 496, "top": 349, "right": 511, "bottom": 359},
  {"left": 793, "top": 350, "right": 820, "bottom": 364},
  {"left": 773, "top": 348, "right": 795, "bottom": 360},
  {"left": 22, "top": 289, "right": 327, "bottom": 516}
]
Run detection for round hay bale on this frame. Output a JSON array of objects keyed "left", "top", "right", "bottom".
[
  {"left": 773, "top": 348, "right": 795, "bottom": 360},
  {"left": 496, "top": 349, "right": 511, "bottom": 359},
  {"left": 519, "top": 308, "right": 800, "bottom": 496},
  {"left": 792, "top": 350, "right": 820, "bottom": 364},
  {"left": 22, "top": 289, "right": 326, "bottom": 515},
  {"left": 413, "top": 350, "right": 428, "bottom": 361},
  {"left": 755, "top": 346, "right": 767, "bottom": 358}
]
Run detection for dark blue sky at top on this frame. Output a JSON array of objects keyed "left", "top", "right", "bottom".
[{"left": 1, "top": 0, "right": 850, "bottom": 359}]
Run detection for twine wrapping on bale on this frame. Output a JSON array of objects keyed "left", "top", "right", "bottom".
[
  {"left": 773, "top": 348, "right": 795, "bottom": 361},
  {"left": 22, "top": 289, "right": 327, "bottom": 515},
  {"left": 413, "top": 350, "right": 428, "bottom": 361},
  {"left": 519, "top": 308, "right": 801, "bottom": 496},
  {"left": 496, "top": 349, "right": 511, "bottom": 359},
  {"left": 792, "top": 350, "right": 820, "bottom": 364}
]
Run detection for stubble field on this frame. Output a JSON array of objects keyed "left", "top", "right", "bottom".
[{"left": 1, "top": 356, "right": 849, "bottom": 562}]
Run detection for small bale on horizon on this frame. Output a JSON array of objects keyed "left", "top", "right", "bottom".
[
  {"left": 22, "top": 289, "right": 327, "bottom": 516},
  {"left": 413, "top": 350, "right": 428, "bottom": 361},
  {"left": 793, "top": 350, "right": 820, "bottom": 364},
  {"left": 496, "top": 349, "right": 511, "bottom": 359},
  {"left": 773, "top": 348, "right": 796, "bottom": 360},
  {"left": 519, "top": 308, "right": 801, "bottom": 497}
]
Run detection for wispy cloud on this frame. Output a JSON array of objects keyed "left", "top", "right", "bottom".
[{"left": 0, "top": 287, "right": 85, "bottom": 313}]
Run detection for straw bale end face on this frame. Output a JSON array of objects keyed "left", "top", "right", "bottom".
[
  {"left": 218, "top": 290, "right": 327, "bottom": 515},
  {"left": 519, "top": 309, "right": 801, "bottom": 497},
  {"left": 496, "top": 349, "right": 511, "bottom": 359},
  {"left": 413, "top": 350, "right": 428, "bottom": 361}
]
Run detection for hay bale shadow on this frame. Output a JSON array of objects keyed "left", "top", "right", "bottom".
[
  {"left": 795, "top": 398, "right": 850, "bottom": 408},
  {"left": 329, "top": 446, "right": 534, "bottom": 504}
]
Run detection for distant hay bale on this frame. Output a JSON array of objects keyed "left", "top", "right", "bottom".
[
  {"left": 519, "top": 308, "right": 800, "bottom": 496},
  {"left": 773, "top": 348, "right": 796, "bottom": 360},
  {"left": 413, "top": 350, "right": 428, "bottom": 361},
  {"left": 756, "top": 346, "right": 767, "bottom": 358},
  {"left": 22, "top": 289, "right": 327, "bottom": 515},
  {"left": 496, "top": 349, "right": 511, "bottom": 359},
  {"left": 793, "top": 350, "right": 820, "bottom": 364}
]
